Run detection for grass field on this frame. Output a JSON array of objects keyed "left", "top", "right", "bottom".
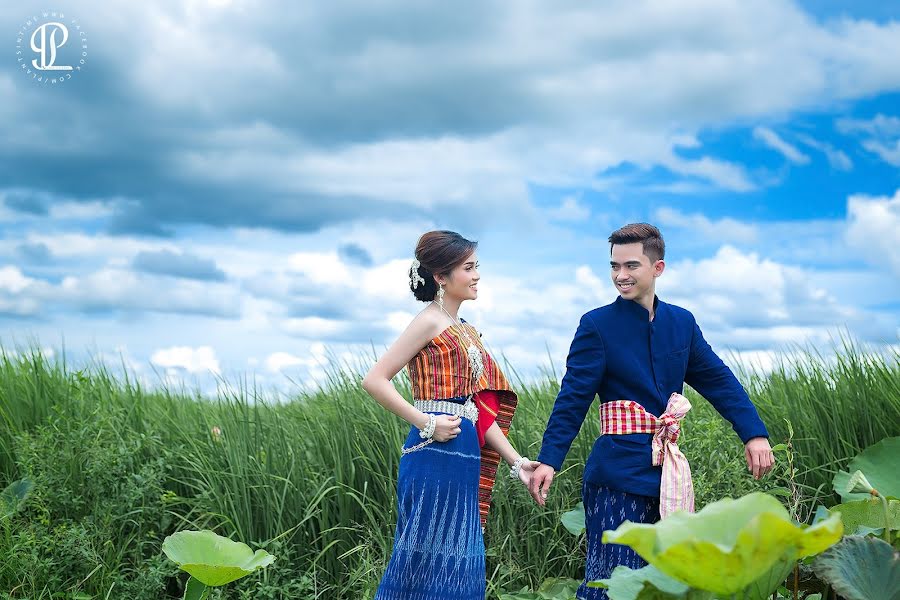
[{"left": 0, "top": 340, "right": 897, "bottom": 599}]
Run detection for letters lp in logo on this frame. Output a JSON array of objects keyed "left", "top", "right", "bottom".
[
  {"left": 31, "top": 22, "right": 73, "bottom": 71},
  {"left": 16, "top": 11, "right": 88, "bottom": 85}
]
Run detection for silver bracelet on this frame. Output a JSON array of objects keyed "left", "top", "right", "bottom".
[
  {"left": 419, "top": 414, "right": 436, "bottom": 439},
  {"left": 510, "top": 456, "right": 529, "bottom": 480}
]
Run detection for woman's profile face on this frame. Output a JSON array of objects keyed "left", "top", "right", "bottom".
[{"left": 441, "top": 252, "right": 480, "bottom": 301}]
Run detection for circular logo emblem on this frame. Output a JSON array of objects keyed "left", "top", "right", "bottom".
[{"left": 15, "top": 11, "right": 88, "bottom": 85}]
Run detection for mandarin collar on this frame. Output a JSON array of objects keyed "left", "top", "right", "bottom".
[{"left": 615, "top": 294, "right": 661, "bottom": 321}]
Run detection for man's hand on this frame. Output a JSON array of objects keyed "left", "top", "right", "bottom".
[
  {"left": 745, "top": 437, "right": 775, "bottom": 480},
  {"left": 528, "top": 463, "right": 556, "bottom": 506}
]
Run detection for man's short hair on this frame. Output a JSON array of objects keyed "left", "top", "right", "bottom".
[{"left": 608, "top": 223, "right": 665, "bottom": 263}]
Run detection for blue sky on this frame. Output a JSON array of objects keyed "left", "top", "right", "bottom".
[{"left": 1, "top": 0, "right": 898, "bottom": 396}]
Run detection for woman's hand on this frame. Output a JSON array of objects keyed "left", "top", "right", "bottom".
[
  {"left": 431, "top": 414, "right": 462, "bottom": 442},
  {"left": 517, "top": 460, "right": 542, "bottom": 487}
]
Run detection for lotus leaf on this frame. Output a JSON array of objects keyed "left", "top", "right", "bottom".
[
  {"left": 833, "top": 436, "right": 900, "bottom": 502},
  {"left": 814, "top": 535, "right": 900, "bottom": 600},
  {"left": 602, "top": 493, "right": 842, "bottom": 596},
  {"left": 561, "top": 502, "right": 586, "bottom": 537},
  {"left": 589, "top": 564, "right": 713, "bottom": 599},
  {"left": 829, "top": 498, "right": 900, "bottom": 534},
  {"left": 162, "top": 529, "right": 275, "bottom": 586}
]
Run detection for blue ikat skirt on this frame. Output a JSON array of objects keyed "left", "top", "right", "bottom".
[{"left": 375, "top": 412, "right": 485, "bottom": 600}]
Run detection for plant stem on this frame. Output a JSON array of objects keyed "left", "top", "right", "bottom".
[
  {"left": 879, "top": 492, "right": 891, "bottom": 543},
  {"left": 793, "top": 563, "right": 799, "bottom": 600}
]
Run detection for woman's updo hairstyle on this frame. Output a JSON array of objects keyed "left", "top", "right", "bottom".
[{"left": 409, "top": 230, "right": 478, "bottom": 302}]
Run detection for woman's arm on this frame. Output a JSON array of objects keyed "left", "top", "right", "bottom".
[
  {"left": 484, "top": 421, "right": 520, "bottom": 466},
  {"left": 485, "top": 421, "right": 539, "bottom": 485},
  {"left": 361, "top": 311, "right": 462, "bottom": 442}
]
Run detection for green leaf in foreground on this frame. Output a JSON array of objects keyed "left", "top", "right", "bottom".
[
  {"left": 602, "top": 492, "right": 843, "bottom": 596},
  {"left": 829, "top": 498, "right": 900, "bottom": 534},
  {"left": 0, "top": 479, "right": 33, "bottom": 520},
  {"left": 589, "top": 564, "right": 713, "bottom": 599},
  {"left": 162, "top": 529, "right": 275, "bottom": 586},
  {"left": 833, "top": 436, "right": 900, "bottom": 502},
  {"left": 813, "top": 535, "right": 900, "bottom": 600},
  {"left": 561, "top": 502, "right": 586, "bottom": 537}
]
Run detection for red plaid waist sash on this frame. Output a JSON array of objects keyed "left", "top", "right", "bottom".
[{"left": 599, "top": 392, "right": 695, "bottom": 518}]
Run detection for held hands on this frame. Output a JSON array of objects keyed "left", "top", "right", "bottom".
[
  {"left": 527, "top": 463, "right": 556, "bottom": 506},
  {"left": 745, "top": 436, "right": 775, "bottom": 479},
  {"left": 515, "top": 459, "right": 542, "bottom": 488}
]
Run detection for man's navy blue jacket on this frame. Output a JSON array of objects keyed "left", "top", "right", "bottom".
[{"left": 536, "top": 295, "right": 769, "bottom": 497}]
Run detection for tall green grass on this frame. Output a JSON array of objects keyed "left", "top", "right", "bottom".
[
  {"left": 742, "top": 340, "right": 900, "bottom": 506},
  {"left": 0, "top": 341, "right": 897, "bottom": 599}
]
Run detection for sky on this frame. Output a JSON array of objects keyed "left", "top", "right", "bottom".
[{"left": 1, "top": 0, "right": 898, "bottom": 398}]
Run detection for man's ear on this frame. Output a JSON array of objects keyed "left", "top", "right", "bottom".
[{"left": 654, "top": 260, "right": 666, "bottom": 277}]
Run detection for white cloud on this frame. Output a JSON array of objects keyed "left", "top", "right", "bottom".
[
  {"left": 265, "top": 351, "right": 309, "bottom": 373},
  {"left": 753, "top": 127, "right": 811, "bottom": 164},
  {"left": 282, "top": 317, "right": 354, "bottom": 339},
  {"left": 837, "top": 114, "right": 900, "bottom": 137},
  {"left": 287, "top": 251, "right": 353, "bottom": 285},
  {"left": 151, "top": 345, "right": 221, "bottom": 375},
  {"left": 361, "top": 258, "right": 420, "bottom": 305},
  {"left": 0, "top": 266, "right": 46, "bottom": 316},
  {"left": 660, "top": 245, "right": 856, "bottom": 335},
  {"left": 22, "top": 232, "right": 177, "bottom": 259},
  {"left": 837, "top": 113, "right": 900, "bottom": 166},
  {"left": 659, "top": 153, "right": 755, "bottom": 192},
  {"left": 264, "top": 343, "right": 329, "bottom": 374},
  {"left": 825, "top": 149, "right": 853, "bottom": 171},
  {"left": 861, "top": 139, "right": 900, "bottom": 167},
  {"left": 547, "top": 195, "right": 591, "bottom": 222},
  {"left": 57, "top": 268, "right": 242, "bottom": 318},
  {"left": 575, "top": 265, "right": 608, "bottom": 295},
  {"left": 655, "top": 207, "right": 758, "bottom": 244},
  {"left": 845, "top": 190, "right": 900, "bottom": 275},
  {"left": 0, "top": 266, "right": 34, "bottom": 294},
  {"left": 380, "top": 311, "right": 415, "bottom": 339},
  {"left": 796, "top": 133, "right": 853, "bottom": 171}
]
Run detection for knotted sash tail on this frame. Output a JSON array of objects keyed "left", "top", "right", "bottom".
[{"left": 599, "top": 393, "right": 694, "bottom": 518}]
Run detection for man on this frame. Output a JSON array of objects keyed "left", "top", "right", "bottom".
[{"left": 528, "top": 223, "right": 774, "bottom": 600}]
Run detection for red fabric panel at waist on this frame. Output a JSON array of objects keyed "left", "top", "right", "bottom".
[{"left": 474, "top": 389, "right": 500, "bottom": 448}]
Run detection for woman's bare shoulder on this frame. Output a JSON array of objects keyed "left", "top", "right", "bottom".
[{"left": 407, "top": 304, "right": 448, "bottom": 341}]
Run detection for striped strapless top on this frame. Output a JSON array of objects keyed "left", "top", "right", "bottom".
[{"left": 406, "top": 320, "right": 519, "bottom": 529}]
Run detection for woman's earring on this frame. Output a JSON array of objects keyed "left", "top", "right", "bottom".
[{"left": 436, "top": 283, "right": 445, "bottom": 308}]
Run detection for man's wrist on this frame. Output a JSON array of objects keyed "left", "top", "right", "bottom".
[{"left": 535, "top": 451, "right": 562, "bottom": 471}]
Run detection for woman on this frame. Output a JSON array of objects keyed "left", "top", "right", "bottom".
[{"left": 362, "top": 230, "right": 537, "bottom": 600}]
